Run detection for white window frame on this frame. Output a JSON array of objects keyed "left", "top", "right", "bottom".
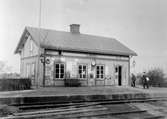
[
  {"left": 31, "top": 63, "right": 35, "bottom": 76},
  {"left": 29, "top": 38, "right": 33, "bottom": 56},
  {"left": 96, "top": 65, "right": 105, "bottom": 79},
  {"left": 54, "top": 63, "right": 65, "bottom": 79},
  {"left": 26, "top": 63, "right": 35, "bottom": 78},
  {"left": 78, "top": 64, "right": 87, "bottom": 79},
  {"left": 26, "top": 64, "right": 31, "bottom": 78}
]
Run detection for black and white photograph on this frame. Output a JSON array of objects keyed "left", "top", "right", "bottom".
[{"left": 0, "top": 0, "right": 167, "bottom": 118}]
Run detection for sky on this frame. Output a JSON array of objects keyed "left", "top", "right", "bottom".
[{"left": 0, "top": 0, "right": 167, "bottom": 74}]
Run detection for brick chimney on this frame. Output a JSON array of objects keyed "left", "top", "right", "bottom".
[{"left": 70, "top": 24, "right": 80, "bottom": 34}]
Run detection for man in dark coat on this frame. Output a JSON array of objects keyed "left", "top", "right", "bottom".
[
  {"left": 142, "top": 72, "right": 149, "bottom": 89},
  {"left": 131, "top": 73, "right": 136, "bottom": 87}
]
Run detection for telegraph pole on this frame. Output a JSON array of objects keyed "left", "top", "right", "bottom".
[
  {"left": 37, "top": 0, "right": 42, "bottom": 87},
  {"left": 39, "top": 0, "right": 42, "bottom": 29}
]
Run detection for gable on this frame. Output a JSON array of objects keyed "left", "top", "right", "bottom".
[
  {"left": 21, "top": 35, "right": 39, "bottom": 58},
  {"left": 15, "top": 28, "right": 39, "bottom": 58},
  {"left": 15, "top": 28, "right": 40, "bottom": 54}
]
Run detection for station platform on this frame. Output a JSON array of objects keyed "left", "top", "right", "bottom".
[{"left": 0, "top": 86, "right": 167, "bottom": 106}]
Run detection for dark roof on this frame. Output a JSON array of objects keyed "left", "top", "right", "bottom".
[{"left": 15, "top": 26, "right": 137, "bottom": 56}]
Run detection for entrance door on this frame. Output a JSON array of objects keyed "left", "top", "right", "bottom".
[{"left": 118, "top": 66, "right": 122, "bottom": 86}]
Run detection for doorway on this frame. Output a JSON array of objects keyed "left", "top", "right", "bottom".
[{"left": 118, "top": 66, "right": 122, "bottom": 86}]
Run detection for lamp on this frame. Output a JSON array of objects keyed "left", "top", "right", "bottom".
[
  {"left": 40, "top": 53, "right": 50, "bottom": 87},
  {"left": 132, "top": 60, "right": 136, "bottom": 67},
  {"left": 40, "top": 54, "right": 50, "bottom": 64},
  {"left": 40, "top": 54, "right": 45, "bottom": 63},
  {"left": 91, "top": 60, "right": 96, "bottom": 66}
]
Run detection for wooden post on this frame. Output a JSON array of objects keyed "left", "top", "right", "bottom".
[{"left": 42, "top": 50, "right": 46, "bottom": 87}]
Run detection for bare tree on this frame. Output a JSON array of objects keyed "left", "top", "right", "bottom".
[
  {"left": 137, "top": 68, "right": 167, "bottom": 87},
  {"left": 147, "top": 68, "right": 166, "bottom": 87},
  {"left": 0, "top": 61, "right": 12, "bottom": 74}
]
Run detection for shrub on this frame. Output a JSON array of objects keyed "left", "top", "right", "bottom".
[
  {"left": 0, "top": 78, "right": 31, "bottom": 91},
  {"left": 136, "top": 68, "right": 167, "bottom": 87},
  {"left": 64, "top": 78, "right": 81, "bottom": 87},
  {"left": 147, "top": 68, "right": 166, "bottom": 87},
  {"left": 0, "top": 104, "right": 19, "bottom": 117}
]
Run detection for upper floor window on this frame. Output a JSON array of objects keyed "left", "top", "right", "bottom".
[
  {"left": 29, "top": 39, "right": 33, "bottom": 56},
  {"left": 78, "top": 64, "right": 87, "bottom": 79},
  {"left": 96, "top": 65, "right": 104, "bottom": 79},
  {"left": 54, "top": 63, "right": 65, "bottom": 79}
]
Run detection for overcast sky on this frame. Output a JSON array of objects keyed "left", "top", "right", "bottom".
[{"left": 0, "top": 0, "right": 167, "bottom": 74}]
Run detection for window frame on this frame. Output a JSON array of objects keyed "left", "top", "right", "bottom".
[
  {"left": 29, "top": 37, "right": 33, "bottom": 56},
  {"left": 54, "top": 63, "right": 65, "bottom": 79},
  {"left": 26, "top": 63, "right": 36, "bottom": 78},
  {"left": 78, "top": 64, "right": 88, "bottom": 79},
  {"left": 96, "top": 64, "right": 105, "bottom": 79},
  {"left": 26, "top": 63, "right": 31, "bottom": 78},
  {"left": 31, "top": 63, "right": 35, "bottom": 76}
]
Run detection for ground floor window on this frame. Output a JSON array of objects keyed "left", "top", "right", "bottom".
[
  {"left": 78, "top": 64, "right": 87, "bottom": 79},
  {"left": 96, "top": 65, "right": 104, "bottom": 79},
  {"left": 26, "top": 64, "right": 31, "bottom": 78},
  {"left": 54, "top": 63, "right": 65, "bottom": 79},
  {"left": 31, "top": 63, "right": 35, "bottom": 76},
  {"left": 26, "top": 63, "right": 35, "bottom": 78}
]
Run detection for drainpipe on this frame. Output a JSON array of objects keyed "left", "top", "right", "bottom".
[{"left": 128, "top": 56, "right": 131, "bottom": 86}]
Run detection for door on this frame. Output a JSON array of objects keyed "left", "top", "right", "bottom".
[
  {"left": 118, "top": 66, "right": 122, "bottom": 86},
  {"left": 95, "top": 65, "right": 105, "bottom": 86}
]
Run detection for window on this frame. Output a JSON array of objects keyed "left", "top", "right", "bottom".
[
  {"left": 54, "top": 63, "right": 65, "bottom": 79},
  {"left": 31, "top": 63, "right": 35, "bottom": 76},
  {"left": 31, "top": 63, "right": 35, "bottom": 85},
  {"left": 26, "top": 64, "right": 31, "bottom": 78},
  {"left": 29, "top": 39, "right": 33, "bottom": 56},
  {"left": 96, "top": 65, "right": 104, "bottom": 79},
  {"left": 26, "top": 63, "right": 35, "bottom": 78},
  {"left": 115, "top": 67, "right": 118, "bottom": 73},
  {"left": 78, "top": 64, "right": 87, "bottom": 79}
]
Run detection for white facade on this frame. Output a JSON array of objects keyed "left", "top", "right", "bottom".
[
  {"left": 18, "top": 32, "right": 132, "bottom": 87},
  {"left": 44, "top": 51, "right": 130, "bottom": 86},
  {"left": 20, "top": 35, "right": 40, "bottom": 85}
]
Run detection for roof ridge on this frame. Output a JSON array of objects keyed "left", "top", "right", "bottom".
[
  {"left": 15, "top": 26, "right": 137, "bottom": 56},
  {"left": 25, "top": 26, "right": 117, "bottom": 41}
]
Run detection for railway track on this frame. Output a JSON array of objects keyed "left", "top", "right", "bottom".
[
  {"left": 12, "top": 97, "right": 167, "bottom": 110},
  {"left": 4, "top": 97, "right": 167, "bottom": 119}
]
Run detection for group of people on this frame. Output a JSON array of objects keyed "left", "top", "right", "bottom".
[{"left": 131, "top": 72, "right": 150, "bottom": 89}]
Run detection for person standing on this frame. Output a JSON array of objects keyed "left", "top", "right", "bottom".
[
  {"left": 146, "top": 76, "right": 150, "bottom": 89},
  {"left": 131, "top": 73, "right": 136, "bottom": 87},
  {"left": 142, "top": 72, "right": 149, "bottom": 89}
]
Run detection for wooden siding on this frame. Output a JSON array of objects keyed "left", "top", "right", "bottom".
[
  {"left": 20, "top": 44, "right": 130, "bottom": 87},
  {"left": 21, "top": 35, "right": 39, "bottom": 58},
  {"left": 20, "top": 35, "right": 42, "bottom": 86}
]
